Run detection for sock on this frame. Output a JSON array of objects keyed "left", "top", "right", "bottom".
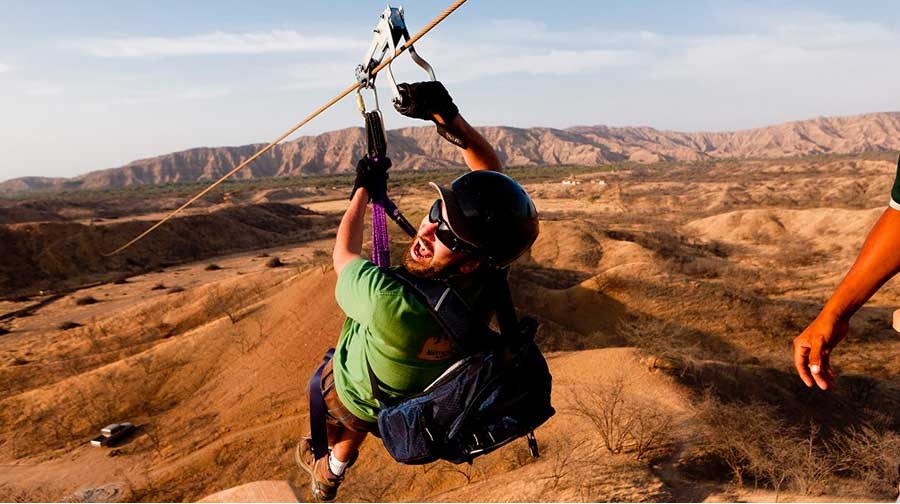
[{"left": 328, "top": 454, "right": 348, "bottom": 476}]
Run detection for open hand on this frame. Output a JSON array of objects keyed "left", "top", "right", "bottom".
[{"left": 793, "top": 315, "right": 848, "bottom": 390}]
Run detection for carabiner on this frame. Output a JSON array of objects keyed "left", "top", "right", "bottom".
[{"left": 355, "top": 6, "right": 436, "bottom": 108}]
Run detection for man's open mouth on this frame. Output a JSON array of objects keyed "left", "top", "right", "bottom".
[{"left": 412, "top": 237, "right": 433, "bottom": 261}]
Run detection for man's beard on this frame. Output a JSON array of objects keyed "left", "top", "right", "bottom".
[{"left": 403, "top": 238, "right": 455, "bottom": 279}]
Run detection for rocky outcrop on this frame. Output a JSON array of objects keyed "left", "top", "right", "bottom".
[{"left": 4, "top": 111, "right": 900, "bottom": 194}]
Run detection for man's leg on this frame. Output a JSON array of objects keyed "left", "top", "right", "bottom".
[
  {"left": 330, "top": 427, "right": 367, "bottom": 470},
  {"left": 302, "top": 360, "right": 375, "bottom": 501},
  {"left": 305, "top": 419, "right": 368, "bottom": 501}
]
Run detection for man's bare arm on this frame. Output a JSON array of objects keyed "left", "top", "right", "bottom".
[
  {"left": 794, "top": 207, "right": 900, "bottom": 389},
  {"left": 437, "top": 114, "right": 502, "bottom": 173},
  {"left": 333, "top": 188, "right": 369, "bottom": 275}
]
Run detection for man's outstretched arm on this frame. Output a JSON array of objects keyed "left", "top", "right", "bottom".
[
  {"left": 395, "top": 81, "right": 502, "bottom": 173},
  {"left": 794, "top": 206, "right": 900, "bottom": 390},
  {"left": 437, "top": 114, "right": 502, "bottom": 173}
]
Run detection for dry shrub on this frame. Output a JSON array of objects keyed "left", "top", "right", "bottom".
[
  {"left": 832, "top": 426, "right": 900, "bottom": 497},
  {"left": 75, "top": 295, "right": 98, "bottom": 305},
  {"left": 537, "top": 438, "right": 590, "bottom": 489},
  {"left": 311, "top": 249, "right": 331, "bottom": 265},
  {"left": 204, "top": 286, "right": 241, "bottom": 324},
  {"left": 570, "top": 378, "right": 673, "bottom": 460},
  {"left": 672, "top": 257, "right": 723, "bottom": 279},
  {"left": 150, "top": 283, "right": 166, "bottom": 290},
  {"left": 698, "top": 399, "right": 834, "bottom": 498},
  {"left": 605, "top": 229, "right": 729, "bottom": 261},
  {"left": 58, "top": 320, "right": 82, "bottom": 330},
  {"left": 265, "top": 257, "right": 284, "bottom": 268},
  {"left": 781, "top": 241, "right": 829, "bottom": 268},
  {"left": 205, "top": 263, "right": 222, "bottom": 271}
]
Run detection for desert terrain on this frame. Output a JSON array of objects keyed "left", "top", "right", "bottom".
[
  {"left": 3, "top": 111, "right": 900, "bottom": 195},
  {"left": 2, "top": 151, "right": 900, "bottom": 502}
]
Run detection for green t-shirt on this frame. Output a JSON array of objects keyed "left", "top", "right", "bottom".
[
  {"left": 332, "top": 258, "right": 489, "bottom": 423},
  {"left": 891, "top": 157, "right": 900, "bottom": 211}
]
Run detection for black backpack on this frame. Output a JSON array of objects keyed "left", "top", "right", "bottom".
[
  {"left": 372, "top": 268, "right": 554, "bottom": 465},
  {"left": 308, "top": 268, "right": 554, "bottom": 465}
]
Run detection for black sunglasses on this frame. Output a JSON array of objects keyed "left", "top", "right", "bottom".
[{"left": 429, "top": 199, "right": 478, "bottom": 254}]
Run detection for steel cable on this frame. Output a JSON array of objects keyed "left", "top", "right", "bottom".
[{"left": 104, "top": 0, "right": 468, "bottom": 256}]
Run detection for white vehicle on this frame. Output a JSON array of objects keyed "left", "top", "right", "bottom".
[{"left": 90, "top": 422, "right": 135, "bottom": 447}]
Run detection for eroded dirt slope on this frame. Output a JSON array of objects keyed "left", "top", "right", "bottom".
[{"left": 4, "top": 155, "right": 900, "bottom": 501}]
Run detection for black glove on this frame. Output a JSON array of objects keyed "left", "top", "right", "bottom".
[
  {"left": 394, "top": 81, "right": 459, "bottom": 124},
  {"left": 350, "top": 155, "right": 391, "bottom": 201}
]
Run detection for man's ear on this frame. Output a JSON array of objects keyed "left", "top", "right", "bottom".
[{"left": 458, "top": 258, "right": 482, "bottom": 275}]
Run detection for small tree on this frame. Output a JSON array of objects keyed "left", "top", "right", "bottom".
[
  {"left": 204, "top": 286, "right": 240, "bottom": 324},
  {"left": 571, "top": 379, "right": 634, "bottom": 455},
  {"left": 570, "top": 379, "right": 674, "bottom": 460}
]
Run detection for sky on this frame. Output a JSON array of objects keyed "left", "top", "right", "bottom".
[{"left": 1, "top": 0, "right": 900, "bottom": 182}]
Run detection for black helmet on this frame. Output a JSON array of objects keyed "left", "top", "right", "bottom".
[{"left": 429, "top": 171, "right": 539, "bottom": 267}]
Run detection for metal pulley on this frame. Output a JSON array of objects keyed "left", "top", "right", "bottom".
[
  {"left": 355, "top": 5, "right": 436, "bottom": 112},
  {"left": 356, "top": 6, "right": 438, "bottom": 160}
]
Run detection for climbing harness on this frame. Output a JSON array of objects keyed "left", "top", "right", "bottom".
[
  {"left": 355, "top": 6, "right": 436, "bottom": 266},
  {"left": 104, "top": 0, "right": 467, "bottom": 256}
]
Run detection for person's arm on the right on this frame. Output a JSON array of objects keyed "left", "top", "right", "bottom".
[
  {"left": 794, "top": 206, "right": 900, "bottom": 390},
  {"left": 435, "top": 114, "right": 501, "bottom": 173},
  {"left": 395, "top": 81, "right": 502, "bottom": 173}
]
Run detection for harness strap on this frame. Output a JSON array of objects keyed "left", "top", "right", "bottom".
[
  {"left": 308, "top": 348, "right": 335, "bottom": 461},
  {"left": 391, "top": 268, "right": 511, "bottom": 353},
  {"left": 488, "top": 268, "right": 522, "bottom": 342},
  {"left": 365, "top": 354, "right": 386, "bottom": 406},
  {"left": 377, "top": 196, "right": 417, "bottom": 238}
]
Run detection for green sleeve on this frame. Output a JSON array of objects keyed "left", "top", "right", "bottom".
[{"left": 335, "top": 257, "right": 389, "bottom": 322}]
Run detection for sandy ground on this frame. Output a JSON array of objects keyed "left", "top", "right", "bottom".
[{"left": 3, "top": 155, "right": 900, "bottom": 502}]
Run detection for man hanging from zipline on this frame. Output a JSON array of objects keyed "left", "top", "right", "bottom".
[{"left": 296, "top": 80, "right": 540, "bottom": 500}]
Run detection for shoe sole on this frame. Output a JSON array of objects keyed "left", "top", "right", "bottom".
[{"left": 295, "top": 440, "right": 331, "bottom": 502}]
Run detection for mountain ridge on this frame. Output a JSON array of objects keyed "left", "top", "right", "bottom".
[{"left": 4, "top": 111, "right": 899, "bottom": 194}]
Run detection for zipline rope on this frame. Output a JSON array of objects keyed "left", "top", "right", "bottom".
[{"left": 104, "top": 0, "right": 468, "bottom": 256}]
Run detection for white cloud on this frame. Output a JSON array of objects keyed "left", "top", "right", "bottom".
[
  {"left": 175, "top": 86, "right": 231, "bottom": 100},
  {"left": 70, "top": 30, "right": 362, "bottom": 58},
  {"left": 443, "top": 49, "right": 642, "bottom": 83},
  {"left": 648, "top": 17, "right": 900, "bottom": 83},
  {"left": 279, "top": 61, "right": 353, "bottom": 91},
  {"left": 107, "top": 86, "right": 231, "bottom": 106},
  {"left": 0, "top": 63, "right": 11, "bottom": 73},
  {"left": 433, "top": 13, "right": 900, "bottom": 90},
  {"left": 26, "top": 84, "right": 64, "bottom": 97},
  {"left": 482, "top": 19, "right": 662, "bottom": 49}
]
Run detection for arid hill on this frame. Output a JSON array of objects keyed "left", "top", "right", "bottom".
[
  {"left": 4, "top": 155, "right": 900, "bottom": 501},
  {"left": 3, "top": 111, "right": 900, "bottom": 194}
]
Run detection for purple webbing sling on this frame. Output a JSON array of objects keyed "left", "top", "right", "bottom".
[{"left": 372, "top": 198, "right": 391, "bottom": 267}]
